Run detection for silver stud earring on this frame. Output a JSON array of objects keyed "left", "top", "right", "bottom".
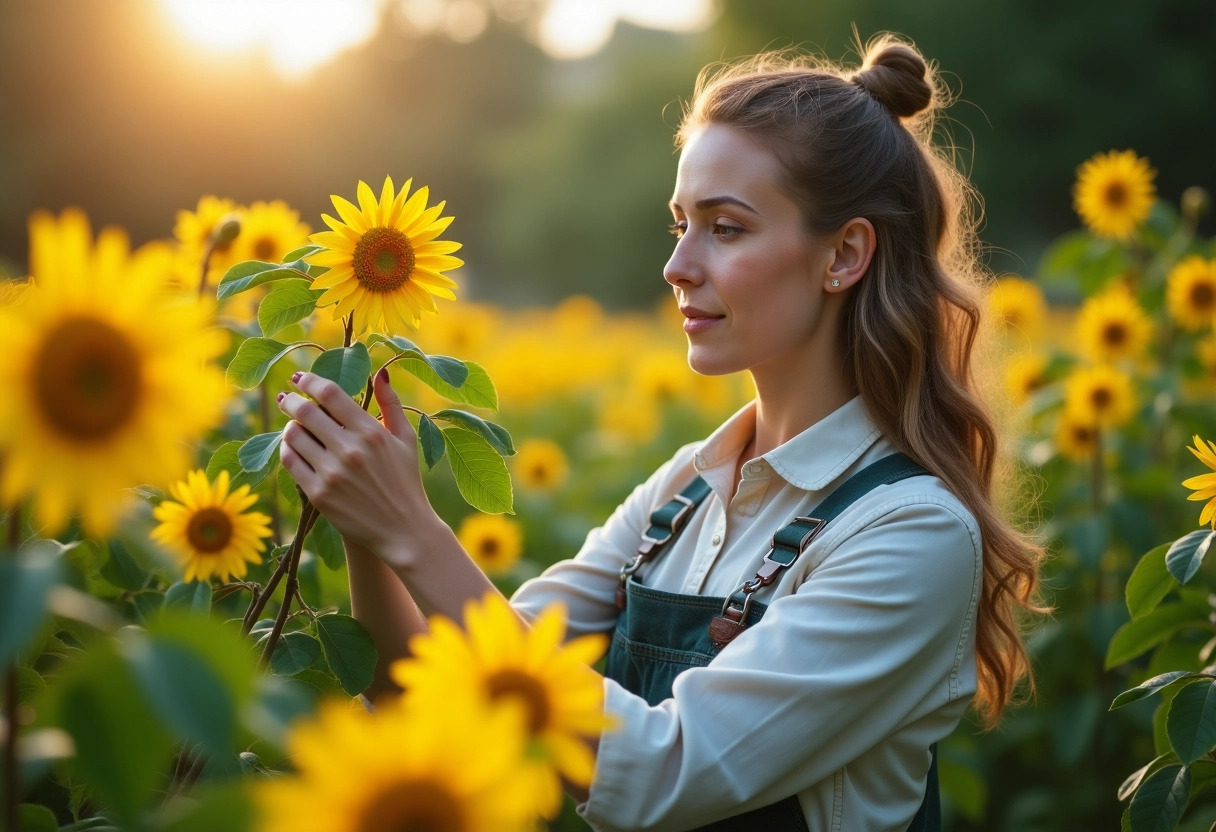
[{"left": 831, "top": 279, "right": 841, "bottom": 288}]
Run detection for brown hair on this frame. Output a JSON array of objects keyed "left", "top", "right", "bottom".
[{"left": 677, "top": 34, "right": 1046, "bottom": 727}]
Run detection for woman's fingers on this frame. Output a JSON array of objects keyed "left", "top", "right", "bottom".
[
  {"left": 278, "top": 391, "right": 346, "bottom": 449},
  {"left": 282, "top": 419, "right": 327, "bottom": 472},
  {"left": 292, "top": 372, "right": 367, "bottom": 428}
]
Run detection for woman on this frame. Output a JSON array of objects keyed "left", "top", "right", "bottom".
[{"left": 276, "top": 35, "right": 1043, "bottom": 831}]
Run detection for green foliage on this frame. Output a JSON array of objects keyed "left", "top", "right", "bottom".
[
  {"left": 312, "top": 614, "right": 377, "bottom": 697},
  {"left": 310, "top": 343, "right": 371, "bottom": 397},
  {"left": 226, "top": 338, "right": 310, "bottom": 390},
  {"left": 258, "top": 280, "right": 323, "bottom": 338},
  {"left": 216, "top": 259, "right": 311, "bottom": 300},
  {"left": 442, "top": 426, "right": 514, "bottom": 515}
]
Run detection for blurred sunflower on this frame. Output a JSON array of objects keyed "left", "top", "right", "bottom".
[
  {"left": 987, "top": 277, "right": 1046, "bottom": 340},
  {"left": 174, "top": 195, "right": 244, "bottom": 280},
  {"left": 1183, "top": 435, "right": 1216, "bottom": 528},
  {"left": 1076, "top": 286, "right": 1152, "bottom": 363},
  {"left": 1167, "top": 256, "right": 1216, "bottom": 332},
  {"left": 239, "top": 200, "right": 311, "bottom": 264},
  {"left": 1003, "top": 353, "right": 1050, "bottom": 406},
  {"left": 0, "top": 211, "right": 228, "bottom": 535},
  {"left": 392, "top": 594, "right": 611, "bottom": 818},
  {"left": 512, "top": 439, "right": 569, "bottom": 493},
  {"left": 258, "top": 698, "right": 537, "bottom": 832},
  {"left": 1054, "top": 412, "right": 1099, "bottom": 461},
  {"left": 152, "top": 470, "right": 273, "bottom": 583},
  {"left": 456, "top": 513, "right": 524, "bottom": 576},
  {"left": 1063, "top": 364, "right": 1136, "bottom": 428},
  {"left": 634, "top": 350, "right": 694, "bottom": 403},
  {"left": 1195, "top": 335, "right": 1216, "bottom": 389},
  {"left": 1072, "top": 150, "right": 1156, "bottom": 240},
  {"left": 307, "top": 177, "right": 462, "bottom": 335}
]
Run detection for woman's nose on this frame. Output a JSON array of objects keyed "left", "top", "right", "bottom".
[{"left": 663, "top": 237, "right": 702, "bottom": 288}]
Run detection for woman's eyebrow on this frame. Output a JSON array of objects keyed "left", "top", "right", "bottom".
[{"left": 668, "top": 196, "right": 759, "bottom": 214}]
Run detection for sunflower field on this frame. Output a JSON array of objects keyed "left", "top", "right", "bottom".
[{"left": 1, "top": 145, "right": 1215, "bottom": 832}]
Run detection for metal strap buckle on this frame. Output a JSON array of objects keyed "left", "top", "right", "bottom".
[{"left": 719, "top": 584, "right": 758, "bottom": 622}]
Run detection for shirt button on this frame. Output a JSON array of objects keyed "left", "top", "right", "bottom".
[
  {"left": 748, "top": 462, "right": 765, "bottom": 475},
  {"left": 712, "top": 534, "right": 721, "bottom": 545}
]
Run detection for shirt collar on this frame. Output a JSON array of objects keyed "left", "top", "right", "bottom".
[{"left": 693, "top": 396, "right": 882, "bottom": 492}]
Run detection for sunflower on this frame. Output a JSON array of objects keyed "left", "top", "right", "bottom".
[
  {"left": 1062, "top": 364, "right": 1136, "bottom": 428},
  {"left": 238, "top": 200, "right": 312, "bottom": 264},
  {"left": 1054, "top": 411, "right": 1099, "bottom": 462},
  {"left": 1003, "top": 352, "right": 1050, "bottom": 406},
  {"left": 151, "top": 470, "right": 273, "bottom": 582},
  {"left": 1167, "top": 256, "right": 1216, "bottom": 333},
  {"left": 1072, "top": 150, "right": 1156, "bottom": 240},
  {"left": 1076, "top": 286, "right": 1152, "bottom": 363},
  {"left": 391, "top": 594, "right": 611, "bottom": 818},
  {"left": 174, "top": 195, "right": 245, "bottom": 282},
  {"left": 1183, "top": 436, "right": 1216, "bottom": 528},
  {"left": 512, "top": 439, "right": 569, "bottom": 493},
  {"left": 257, "top": 698, "right": 538, "bottom": 832},
  {"left": 634, "top": 350, "right": 694, "bottom": 403},
  {"left": 456, "top": 513, "right": 524, "bottom": 576},
  {"left": 0, "top": 212, "right": 228, "bottom": 535},
  {"left": 306, "top": 177, "right": 463, "bottom": 335},
  {"left": 987, "top": 277, "right": 1046, "bottom": 340}
]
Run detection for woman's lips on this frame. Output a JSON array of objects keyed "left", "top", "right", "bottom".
[{"left": 682, "top": 315, "right": 722, "bottom": 334}]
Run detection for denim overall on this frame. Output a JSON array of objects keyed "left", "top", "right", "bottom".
[{"left": 604, "top": 453, "right": 941, "bottom": 832}]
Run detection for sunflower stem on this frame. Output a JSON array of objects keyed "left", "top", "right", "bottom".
[
  {"left": 258, "top": 384, "right": 283, "bottom": 543},
  {"left": 1091, "top": 427, "right": 1105, "bottom": 515},
  {"left": 196, "top": 238, "right": 217, "bottom": 300},
  {"left": 4, "top": 505, "right": 21, "bottom": 832},
  {"left": 258, "top": 498, "right": 318, "bottom": 666}
]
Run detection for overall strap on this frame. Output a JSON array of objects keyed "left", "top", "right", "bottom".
[
  {"left": 709, "top": 452, "right": 929, "bottom": 648},
  {"left": 616, "top": 475, "right": 712, "bottom": 608}
]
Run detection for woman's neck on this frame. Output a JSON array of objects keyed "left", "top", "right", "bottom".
[{"left": 746, "top": 342, "right": 856, "bottom": 459}]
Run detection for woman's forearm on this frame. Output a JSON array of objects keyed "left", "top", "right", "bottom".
[
  {"left": 345, "top": 539, "right": 429, "bottom": 703},
  {"left": 380, "top": 515, "right": 503, "bottom": 625}
]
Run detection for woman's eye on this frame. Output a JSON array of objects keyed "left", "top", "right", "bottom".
[
  {"left": 667, "top": 222, "right": 686, "bottom": 239},
  {"left": 711, "top": 223, "right": 743, "bottom": 238}
]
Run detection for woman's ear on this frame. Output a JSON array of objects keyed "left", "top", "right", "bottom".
[{"left": 824, "top": 218, "right": 876, "bottom": 292}]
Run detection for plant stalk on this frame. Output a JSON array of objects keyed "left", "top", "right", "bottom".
[
  {"left": 1091, "top": 426, "right": 1104, "bottom": 515},
  {"left": 5, "top": 506, "right": 21, "bottom": 832},
  {"left": 258, "top": 384, "right": 283, "bottom": 541},
  {"left": 258, "top": 498, "right": 318, "bottom": 666}
]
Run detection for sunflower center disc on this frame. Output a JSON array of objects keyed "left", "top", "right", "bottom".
[
  {"left": 186, "top": 507, "right": 234, "bottom": 553},
  {"left": 1091, "top": 388, "right": 1113, "bottom": 410},
  {"left": 253, "top": 237, "right": 277, "bottom": 261},
  {"left": 1103, "top": 182, "right": 1129, "bottom": 208},
  {"left": 1191, "top": 284, "right": 1214, "bottom": 309},
  {"left": 353, "top": 227, "right": 415, "bottom": 293},
  {"left": 478, "top": 538, "right": 500, "bottom": 560},
  {"left": 1102, "top": 323, "right": 1127, "bottom": 347},
  {"left": 33, "top": 317, "right": 143, "bottom": 441},
  {"left": 486, "top": 669, "right": 551, "bottom": 735},
  {"left": 358, "top": 780, "right": 465, "bottom": 832}
]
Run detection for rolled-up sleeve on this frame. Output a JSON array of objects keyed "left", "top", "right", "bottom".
[{"left": 581, "top": 496, "right": 982, "bottom": 832}]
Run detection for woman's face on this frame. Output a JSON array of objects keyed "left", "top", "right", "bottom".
[{"left": 664, "top": 124, "right": 835, "bottom": 378}]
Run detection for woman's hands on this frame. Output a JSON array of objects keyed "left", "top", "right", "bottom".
[{"left": 277, "top": 368, "right": 438, "bottom": 566}]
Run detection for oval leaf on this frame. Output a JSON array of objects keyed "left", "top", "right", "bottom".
[
  {"left": 226, "top": 338, "right": 298, "bottom": 390},
  {"left": 281, "top": 244, "right": 323, "bottom": 263},
  {"left": 1128, "top": 543, "right": 1179, "bottom": 620},
  {"left": 417, "top": 413, "right": 445, "bottom": 470},
  {"left": 1106, "top": 599, "right": 1212, "bottom": 669},
  {"left": 311, "top": 342, "right": 371, "bottom": 397},
  {"left": 207, "top": 440, "right": 273, "bottom": 491},
  {"left": 398, "top": 356, "right": 498, "bottom": 410},
  {"left": 239, "top": 430, "right": 284, "bottom": 473},
  {"left": 258, "top": 279, "right": 323, "bottom": 337},
  {"left": 1128, "top": 764, "right": 1190, "bottom": 832},
  {"left": 314, "top": 614, "right": 377, "bottom": 696},
  {"left": 1168, "top": 679, "right": 1216, "bottom": 763},
  {"left": 433, "top": 409, "right": 515, "bottom": 456},
  {"left": 1166, "top": 529, "right": 1216, "bottom": 585},
  {"left": 164, "top": 580, "right": 213, "bottom": 615},
  {"left": 1120, "top": 753, "right": 1181, "bottom": 802},
  {"left": 217, "top": 260, "right": 310, "bottom": 300},
  {"left": 0, "top": 553, "right": 60, "bottom": 667},
  {"left": 441, "top": 426, "right": 514, "bottom": 515},
  {"left": 269, "top": 631, "right": 321, "bottom": 677},
  {"left": 306, "top": 516, "right": 345, "bottom": 571},
  {"left": 1112, "top": 671, "right": 1204, "bottom": 710},
  {"left": 370, "top": 334, "right": 468, "bottom": 386}
]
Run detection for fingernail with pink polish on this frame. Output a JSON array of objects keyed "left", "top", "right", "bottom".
[
  {"left": 291, "top": 372, "right": 302, "bottom": 384},
  {"left": 276, "top": 392, "right": 285, "bottom": 404},
  {"left": 376, "top": 367, "right": 389, "bottom": 385}
]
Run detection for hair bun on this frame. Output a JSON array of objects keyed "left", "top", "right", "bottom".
[{"left": 852, "top": 42, "right": 932, "bottom": 119}]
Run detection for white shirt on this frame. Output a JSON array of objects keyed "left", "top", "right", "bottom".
[{"left": 511, "top": 396, "right": 982, "bottom": 832}]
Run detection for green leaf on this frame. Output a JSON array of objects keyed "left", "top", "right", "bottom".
[
  {"left": 417, "top": 414, "right": 445, "bottom": 470},
  {"left": 278, "top": 465, "right": 301, "bottom": 507},
  {"left": 306, "top": 515, "right": 345, "bottom": 570},
  {"left": 1106, "top": 598, "right": 1212, "bottom": 669},
  {"left": 1128, "top": 764, "right": 1190, "bottom": 832},
  {"left": 164, "top": 580, "right": 213, "bottom": 615},
  {"left": 1167, "top": 679, "right": 1216, "bottom": 764},
  {"left": 98, "top": 539, "right": 146, "bottom": 591},
  {"left": 53, "top": 643, "right": 175, "bottom": 824},
  {"left": 311, "top": 342, "right": 371, "bottom": 397},
  {"left": 269, "top": 631, "right": 322, "bottom": 677},
  {"left": 1120, "top": 753, "right": 1181, "bottom": 801},
  {"left": 281, "top": 244, "right": 323, "bottom": 263},
  {"left": 441, "top": 426, "right": 514, "bottom": 515},
  {"left": 432, "top": 409, "right": 515, "bottom": 456},
  {"left": 158, "top": 781, "right": 254, "bottom": 832},
  {"left": 0, "top": 551, "right": 60, "bottom": 666},
  {"left": 239, "top": 430, "right": 284, "bottom": 473},
  {"left": 1112, "top": 672, "right": 1203, "bottom": 710},
  {"left": 313, "top": 614, "right": 377, "bottom": 696},
  {"left": 226, "top": 338, "right": 302, "bottom": 390},
  {"left": 370, "top": 334, "right": 468, "bottom": 385},
  {"left": 122, "top": 632, "right": 236, "bottom": 757},
  {"left": 1166, "top": 529, "right": 1216, "bottom": 585},
  {"left": 400, "top": 356, "right": 498, "bottom": 410},
  {"left": 147, "top": 613, "right": 259, "bottom": 708},
  {"left": 18, "top": 803, "right": 59, "bottom": 832},
  {"left": 217, "top": 259, "right": 310, "bottom": 300},
  {"left": 1127, "top": 544, "right": 1179, "bottom": 620},
  {"left": 207, "top": 440, "right": 273, "bottom": 491},
  {"left": 258, "top": 279, "right": 323, "bottom": 337}
]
